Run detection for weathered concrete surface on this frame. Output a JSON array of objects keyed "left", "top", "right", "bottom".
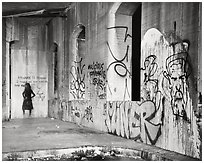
[
  {"left": 2, "top": 118, "right": 199, "bottom": 161},
  {"left": 53, "top": 2, "right": 201, "bottom": 159},
  {"left": 4, "top": 18, "right": 49, "bottom": 119}
]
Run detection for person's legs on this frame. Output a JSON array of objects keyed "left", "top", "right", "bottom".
[
  {"left": 29, "top": 110, "right": 32, "bottom": 116},
  {"left": 23, "top": 109, "right": 25, "bottom": 115}
]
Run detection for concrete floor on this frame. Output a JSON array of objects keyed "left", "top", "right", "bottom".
[{"left": 2, "top": 118, "right": 199, "bottom": 161}]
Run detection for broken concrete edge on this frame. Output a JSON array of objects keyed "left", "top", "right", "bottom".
[
  {"left": 126, "top": 142, "right": 201, "bottom": 161},
  {"left": 2, "top": 145, "right": 200, "bottom": 161}
]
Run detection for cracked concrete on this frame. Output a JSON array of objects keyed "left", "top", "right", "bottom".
[{"left": 2, "top": 118, "right": 199, "bottom": 161}]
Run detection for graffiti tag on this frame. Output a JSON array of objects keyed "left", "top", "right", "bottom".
[{"left": 70, "top": 58, "right": 85, "bottom": 99}]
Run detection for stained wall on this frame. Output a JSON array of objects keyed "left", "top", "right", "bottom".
[
  {"left": 47, "top": 17, "right": 66, "bottom": 119},
  {"left": 52, "top": 3, "right": 115, "bottom": 130},
  {"left": 2, "top": 2, "right": 201, "bottom": 159},
  {"left": 2, "top": 18, "right": 8, "bottom": 120},
  {"left": 3, "top": 18, "right": 50, "bottom": 118},
  {"left": 54, "top": 2, "right": 201, "bottom": 159},
  {"left": 140, "top": 2, "right": 201, "bottom": 158}
]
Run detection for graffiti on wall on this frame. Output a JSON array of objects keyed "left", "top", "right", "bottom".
[
  {"left": 70, "top": 105, "right": 81, "bottom": 119},
  {"left": 104, "top": 101, "right": 162, "bottom": 145},
  {"left": 106, "top": 26, "right": 132, "bottom": 77},
  {"left": 14, "top": 75, "right": 47, "bottom": 87},
  {"left": 13, "top": 75, "right": 47, "bottom": 102},
  {"left": 88, "top": 62, "right": 106, "bottom": 99},
  {"left": 70, "top": 58, "right": 85, "bottom": 99},
  {"left": 107, "top": 42, "right": 131, "bottom": 77},
  {"left": 82, "top": 106, "right": 93, "bottom": 123},
  {"left": 35, "top": 84, "right": 46, "bottom": 101},
  {"left": 123, "top": 79, "right": 131, "bottom": 101},
  {"left": 107, "top": 26, "right": 132, "bottom": 43},
  {"left": 101, "top": 28, "right": 200, "bottom": 158},
  {"left": 140, "top": 28, "right": 193, "bottom": 122},
  {"left": 60, "top": 100, "right": 94, "bottom": 125},
  {"left": 141, "top": 55, "right": 162, "bottom": 115},
  {"left": 68, "top": 101, "right": 93, "bottom": 124},
  {"left": 163, "top": 41, "right": 191, "bottom": 121},
  {"left": 140, "top": 28, "right": 200, "bottom": 158},
  {"left": 107, "top": 26, "right": 132, "bottom": 100}
]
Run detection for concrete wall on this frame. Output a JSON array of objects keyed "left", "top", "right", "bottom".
[
  {"left": 2, "top": 1, "right": 201, "bottom": 159},
  {"left": 140, "top": 2, "right": 201, "bottom": 158},
  {"left": 2, "top": 18, "right": 8, "bottom": 121},
  {"left": 48, "top": 2, "right": 112, "bottom": 129},
  {"left": 3, "top": 18, "right": 49, "bottom": 118},
  {"left": 47, "top": 17, "right": 66, "bottom": 119},
  {"left": 51, "top": 2, "right": 201, "bottom": 159},
  {"left": 107, "top": 12, "right": 132, "bottom": 101}
]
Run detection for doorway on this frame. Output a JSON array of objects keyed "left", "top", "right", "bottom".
[{"left": 132, "top": 4, "right": 142, "bottom": 101}]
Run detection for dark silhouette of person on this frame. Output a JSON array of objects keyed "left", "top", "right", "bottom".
[{"left": 22, "top": 83, "right": 35, "bottom": 116}]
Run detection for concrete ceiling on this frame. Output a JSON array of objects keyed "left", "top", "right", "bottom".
[{"left": 2, "top": 2, "right": 73, "bottom": 17}]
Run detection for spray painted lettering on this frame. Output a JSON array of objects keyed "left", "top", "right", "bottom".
[
  {"left": 104, "top": 101, "right": 162, "bottom": 145},
  {"left": 107, "top": 26, "right": 131, "bottom": 77},
  {"left": 14, "top": 75, "right": 47, "bottom": 87},
  {"left": 141, "top": 28, "right": 200, "bottom": 158},
  {"left": 82, "top": 106, "right": 93, "bottom": 123},
  {"left": 88, "top": 62, "right": 106, "bottom": 99},
  {"left": 106, "top": 42, "right": 131, "bottom": 78},
  {"left": 141, "top": 55, "right": 162, "bottom": 113},
  {"left": 70, "top": 58, "right": 85, "bottom": 99},
  {"left": 107, "top": 26, "right": 132, "bottom": 100}
]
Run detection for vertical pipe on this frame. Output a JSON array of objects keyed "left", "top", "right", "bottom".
[{"left": 9, "top": 41, "right": 15, "bottom": 119}]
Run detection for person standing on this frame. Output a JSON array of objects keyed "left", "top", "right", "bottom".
[{"left": 22, "top": 83, "right": 35, "bottom": 116}]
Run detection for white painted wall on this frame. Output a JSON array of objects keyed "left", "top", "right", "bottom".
[
  {"left": 9, "top": 23, "right": 48, "bottom": 119},
  {"left": 11, "top": 48, "right": 48, "bottom": 118}
]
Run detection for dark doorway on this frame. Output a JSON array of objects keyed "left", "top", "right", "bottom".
[
  {"left": 132, "top": 4, "right": 141, "bottom": 101},
  {"left": 53, "top": 43, "right": 58, "bottom": 93}
]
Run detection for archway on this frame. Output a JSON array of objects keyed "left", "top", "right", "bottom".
[{"left": 69, "top": 24, "right": 86, "bottom": 100}]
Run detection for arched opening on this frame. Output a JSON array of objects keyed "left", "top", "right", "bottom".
[
  {"left": 77, "top": 25, "right": 85, "bottom": 59},
  {"left": 52, "top": 43, "right": 58, "bottom": 93},
  {"left": 69, "top": 24, "right": 86, "bottom": 100},
  {"left": 71, "top": 24, "right": 86, "bottom": 60}
]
